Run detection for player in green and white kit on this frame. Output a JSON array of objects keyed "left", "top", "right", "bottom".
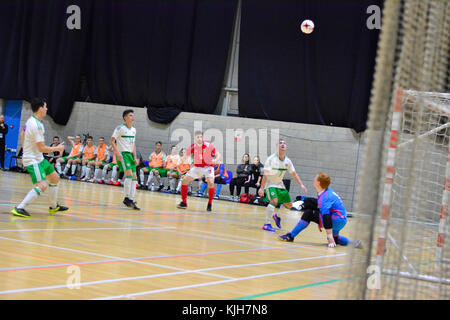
[
  {"left": 110, "top": 109, "right": 140, "bottom": 210},
  {"left": 258, "top": 139, "right": 308, "bottom": 232},
  {"left": 11, "top": 98, "right": 69, "bottom": 218}
]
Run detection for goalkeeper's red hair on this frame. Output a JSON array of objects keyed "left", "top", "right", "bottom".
[{"left": 316, "top": 172, "right": 331, "bottom": 190}]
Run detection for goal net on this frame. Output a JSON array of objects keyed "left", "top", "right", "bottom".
[
  {"left": 377, "top": 89, "right": 449, "bottom": 299},
  {"left": 341, "top": 0, "right": 450, "bottom": 300}
]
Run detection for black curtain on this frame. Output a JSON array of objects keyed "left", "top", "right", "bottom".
[
  {"left": 86, "top": 0, "right": 237, "bottom": 123},
  {"left": 0, "top": 0, "right": 92, "bottom": 125},
  {"left": 239, "top": 0, "right": 381, "bottom": 132},
  {"left": 0, "top": 0, "right": 236, "bottom": 125}
]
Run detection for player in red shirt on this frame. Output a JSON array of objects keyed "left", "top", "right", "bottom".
[{"left": 177, "top": 131, "right": 221, "bottom": 212}]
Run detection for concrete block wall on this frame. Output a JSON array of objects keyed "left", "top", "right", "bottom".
[{"left": 19, "top": 101, "right": 365, "bottom": 211}]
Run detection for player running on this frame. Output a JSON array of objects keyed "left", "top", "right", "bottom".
[
  {"left": 177, "top": 131, "right": 221, "bottom": 212},
  {"left": 11, "top": 98, "right": 69, "bottom": 217},
  {"left": 258, "top": 139, "right": 308, "bottom": 232}
]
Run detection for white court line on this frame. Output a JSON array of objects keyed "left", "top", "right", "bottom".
[
  {"left": 56, "top": 199, "right": 330, "bottom": 251},
  {"left": 185, "top": 226, "right": 328, "bottom": 248},
  {"left": 0, "top": 235, "right": 234, "bottom": 281},
  {"left": 0, "top": 253, "right": 346, "bottom": 296},
  {"left": 94, "top": 262, "right": 347, "bottom": 300},
  {"left": 65, "top": 211, "right": 329, "bottom": 253},
  {"left": 33, "top": 178, "right": 262, "bottom": 215},
  {"left": 59, "top": 210, "right": 266, "bottom": 249},
  {"left": 0, "top": 226, "right": 175, "bottom": 232},
  {"left": 0, "top": 243, "right": 339, "bottom": 272}
]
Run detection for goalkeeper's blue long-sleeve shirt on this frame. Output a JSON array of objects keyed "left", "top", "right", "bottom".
[{"left": 318, "top": 187, "right": 347, "bottom": 220}]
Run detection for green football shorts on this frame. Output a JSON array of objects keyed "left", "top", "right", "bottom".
[
  {"left": 117, "top": 152, "right": 136, "bottom": 173},
  {"left": 61, "top": 156, "right": 79, "bottom": 162},
  {"left": 265, "top": 187, "right": 292, "bottom": 204},
  {"left": 25, "top": 159, "right": 55, "bottom": 184},
  {"left": 167, "top": 169, "right": 179, "bottom": 178},
  {"left": 146, "top": 167, "right": 168, "bottom": 177}
]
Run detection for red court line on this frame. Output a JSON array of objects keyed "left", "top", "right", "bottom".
[
  {"left": 0, "top": 248, "right": 72, "bottom": 265},
  {"left": 0, "top": 244, "right": 320, "bottom": 273}
]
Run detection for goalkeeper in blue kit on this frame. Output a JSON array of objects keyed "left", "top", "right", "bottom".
[{"left": 280, "top": 172, "right": 362, "bottom": 249}]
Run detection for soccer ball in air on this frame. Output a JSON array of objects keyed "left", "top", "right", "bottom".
[{"left": 301, "top": 20, "right": 314, "bottom": 34}]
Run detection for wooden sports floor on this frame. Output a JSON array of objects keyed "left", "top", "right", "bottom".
[{"left": 0, "top": 171, "right": 356, "bottom": 300}]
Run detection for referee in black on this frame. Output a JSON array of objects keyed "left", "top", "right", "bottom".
[{"left": 0, "top": 114, "right": 8, "bottom": 170}]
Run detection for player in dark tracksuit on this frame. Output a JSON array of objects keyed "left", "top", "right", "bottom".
[
  {"left": 279, "top": 172, "right": 362, "bottom": 248},
  {"left": 0, "top": 115, "right": 8, "bottom": 170}
]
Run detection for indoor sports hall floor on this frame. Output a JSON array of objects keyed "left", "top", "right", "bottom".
[{"left": 0, "top": 171, "right": 355, "bottom": 300}]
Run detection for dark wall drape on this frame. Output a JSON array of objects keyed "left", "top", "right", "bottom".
[
  {"left": 239, "top": 0, "right": 381, "bottom": 132},
  {"left": 0, "top": 0, "right": 236, "bottom": 125},
  {"left": 0, "top": 0, "right": 379, "bottom": 130},
  {"left": 0, "top": 0, "right": 91, "bottom": 125},
  {"left": 86, "top": 0, "right": 237, "bottom": 123}
]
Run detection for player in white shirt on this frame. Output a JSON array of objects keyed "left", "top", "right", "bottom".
[
  {"left": 258, "top": 139, "right": 308, "bottom": 232},
  {"left": 110, "top": 109, "right": 140, "bottom": 210},
  {"left": 11, "top": 98, "right": 69, "bottom": 218}
]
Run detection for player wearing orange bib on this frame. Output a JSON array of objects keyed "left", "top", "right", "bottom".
[
  {"left": 80, "top": 136, "right": 97, "bottom": 181},
  {"left": 140, "top": 141, "right": 167, "bottom": 191},
  {"left": 87, "top": 137, "right": 108, "bottom": 183},
  {"left": 101, "top": 145, "right": 120, "bottom": 185},
  {"left": 175, "top": 148, "right": 192, "bottom": 193},
  {"left": 56, "top": 135, "right": 84, "bottom": 178},
  {"left": 165, "top": 145, "right": 180, "bottom": 192}
]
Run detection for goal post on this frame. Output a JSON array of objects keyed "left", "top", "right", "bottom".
[
  {"left": 341, "top": 0, "right": 450, "bottom": 300},
  {"left": 349, "top": 88, "right": 450, "bottom": 299},
  {"left": 377, "top": 89, "right": 450, "bottom": 267}
]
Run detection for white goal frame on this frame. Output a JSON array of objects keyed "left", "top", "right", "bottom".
[{"left": 375, "top": 88, "right": 450, "bottom": 285}]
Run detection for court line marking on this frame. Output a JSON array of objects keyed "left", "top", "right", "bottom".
[
  {"left": 93, "top": 262, "right": 347, "bottom": 300},
  {"left": 232, "top": 276, "right": 360, "bottom": 300},
  {"left": 0, "top": 248, "right": 70, "bottom": 264},
  {"left": 62, "top": 211, "right": 277, "bottom": 248},
  {"left": 0, "top": 235, "right": 234, "bottom": 281},
  {"left": 233, "top": 260, "right": 441, "bottom": 300},
  {"left": 2, "top": 209, "right": 324, "bottom": 243},
  {"left": 50, "top": 200, "right": 329, "bottom": 247},
  {"left": 2, "top": 203, "right": 334, "bottom": 272},
  {"left": 68, "top": 206, "right": 332, "bottom": 255},
  {"left": 59, "top": 183, "right": 250, "bottom": 212},
  {"left": 0, "top": 243, "right": 331, "bottom": 273},
  {"left": 0, "top": 253, "right": 346, "bottom": 296},
  {"left": 63, "top": 211, "right": 330, "bottom": 253},
  {"left": 17, "top": 190, "right": 323, "bottom": 245},
  {"left": 0, "top": 226, "right": 175, "bottom": 232},
  {"left": 2, "top": 176, "right": 345, "bottom": 281},
  {"left": 3, "top": 182, "right": 341, "bottom": 257},
  {"left": 183, "top": 226, "right": 328, "bottom": 248}
]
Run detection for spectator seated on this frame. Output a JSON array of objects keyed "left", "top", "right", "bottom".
[{"left": 199, "top": 170, "right": 233, "bottom": 199}]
